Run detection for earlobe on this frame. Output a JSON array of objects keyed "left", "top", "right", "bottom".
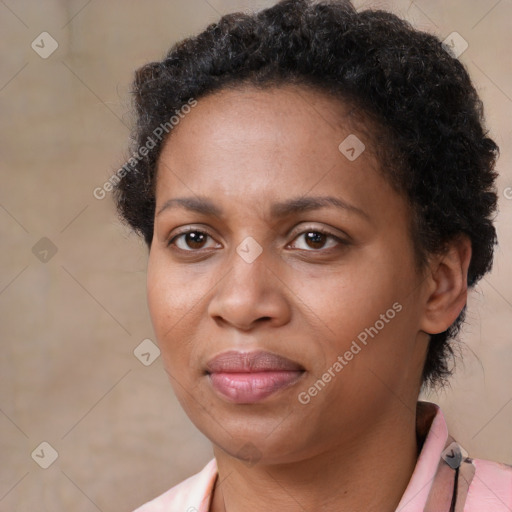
[{"left": 419, "top": 235, "right": 472, "bottom": 335}]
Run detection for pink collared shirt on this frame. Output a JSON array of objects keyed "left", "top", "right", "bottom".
[{"left": 133, "top": 402, "right": 512, "bottom": 511}]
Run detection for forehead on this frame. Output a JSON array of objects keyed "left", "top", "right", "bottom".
[
  {"left": 153, "top": 85, "right": 413, "bottom": 253},
  {"left": 155, "top": 84, "right": 381, "bottom": 191},
  {"left": 152, "top": 85, "right": 412, "bottom": 230}
]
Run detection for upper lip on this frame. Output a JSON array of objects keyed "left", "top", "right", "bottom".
[{"left": 206, "top": 350, "right": 304, "bottom": 373}]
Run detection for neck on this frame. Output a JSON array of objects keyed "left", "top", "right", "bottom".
[{"left": 210, "top": 403, "right": 419, "bottom": 512}]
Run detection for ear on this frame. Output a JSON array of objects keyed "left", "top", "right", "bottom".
[{"left": 419, "top": 235, "right": 472, "bottom": 335}]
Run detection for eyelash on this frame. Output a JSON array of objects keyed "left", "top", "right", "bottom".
[{"left": 167, "top": 226, "right": 347, "bottom": 253}]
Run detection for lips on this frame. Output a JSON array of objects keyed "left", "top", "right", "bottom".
[
  {"left": 206, "top": 350, "right": 304, "bottom": 373},
  {"left": 206, "top": 350, "right": 305, "bottom": 403}
]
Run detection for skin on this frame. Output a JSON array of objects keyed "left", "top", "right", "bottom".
[{"left": 147, "top": 85, "right": 471, "bottom": 512}]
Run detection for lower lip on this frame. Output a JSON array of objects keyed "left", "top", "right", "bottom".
[{"left": 208, "top": 371, "right": 304, "bottom": 403}]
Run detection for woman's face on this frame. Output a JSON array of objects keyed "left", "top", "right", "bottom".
[{"left": 147, "top": 85, "right": 431, "bottom": 464}]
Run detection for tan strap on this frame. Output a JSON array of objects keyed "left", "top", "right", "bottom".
[
  {"left": 454, "top": 458, "right": 475, "bottom": 512},
  {"left": 424, "top": 436, "right": 475, "bottom": 512}
]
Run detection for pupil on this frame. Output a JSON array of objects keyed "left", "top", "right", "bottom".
[
  {"left": 187, "top": 232, "right": 205, "bottom": 248},
  {"left": 306, "top": 232, "right": 325, "bottom": 249}
]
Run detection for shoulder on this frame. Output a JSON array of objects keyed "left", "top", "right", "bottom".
[
  {"left": 466, "top": 457, "right": 512, "bottom": 511},
  {"left": 132, "top": 459, "right": 218, "bottom": 512}
]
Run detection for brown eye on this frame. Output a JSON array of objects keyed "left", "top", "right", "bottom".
[
  {"left": 304, "top": 231, "right": 328, "bottom": 249},
  {"left": 168, "top": 229, "right": 218, "bottom": 251},
  {"left": 289, "top": 228, "right": 345, "bottom": 252}
]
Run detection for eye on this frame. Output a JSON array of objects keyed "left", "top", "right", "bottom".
[
  {"left": 288, "top": 228, "right": 345, "bottom": 251},
  {"left": 167, "top": 226, "right": 348, "bottom": 253},
  {"left": 168, "top": 228, "right": 219, "bottom": 251}
]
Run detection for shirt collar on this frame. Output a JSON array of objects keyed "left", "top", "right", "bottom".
[{"left": 396, "top": 401, "right": 449, "bottom": 511}]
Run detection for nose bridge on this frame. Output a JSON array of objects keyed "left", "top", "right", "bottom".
[
  {"left": 208, "top": 234, "right": 289, "bottom": 328},
  {"left": 235, "top": 234, "right": 265, "bottom": 267},
  {"left": 227, "top": 234, "right": 269, "bottom": 297}
]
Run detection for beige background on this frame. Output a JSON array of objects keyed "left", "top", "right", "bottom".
[{"left": 1, "top": 1, "right": 511, "bottom": 510}]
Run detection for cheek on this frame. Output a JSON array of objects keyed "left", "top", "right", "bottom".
[
  {"left": 289, "top": 245, "right": 418, "bottom": 378},
  {"left": 291, "top": 256, "right": 402, "bottom": 336},
  {"left": 146, "top": 254, "right": 198, "bottom": 368},
  {"left": 147, "top": 257, "right": 172, "bottom": 334},
  {"left": 147, "top": 250, "right": 204, "bottom": 325}
]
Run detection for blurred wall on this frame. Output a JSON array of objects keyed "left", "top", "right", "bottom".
[{"left": 1, "top": 1, "right": 511, "bottom": 510}]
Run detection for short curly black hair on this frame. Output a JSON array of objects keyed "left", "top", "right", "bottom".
[{"left": 113, "top": 0, "right": 499, "bottom": 389}]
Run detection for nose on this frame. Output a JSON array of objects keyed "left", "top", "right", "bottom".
[{"left": 207, "top": 244, "right": 292, "bottom": 331}]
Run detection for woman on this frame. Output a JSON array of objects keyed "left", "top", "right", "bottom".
[{"left": 113, "top": 0, "right": 512, "bottom": 510}]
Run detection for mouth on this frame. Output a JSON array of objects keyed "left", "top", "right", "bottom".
[{"left": 205, "top": 350, "right": 306, "bottom": 404}]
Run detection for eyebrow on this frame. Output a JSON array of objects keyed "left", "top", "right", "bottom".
[{"left": 156, "top": 195, "right": 369, "bottom": 221}]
